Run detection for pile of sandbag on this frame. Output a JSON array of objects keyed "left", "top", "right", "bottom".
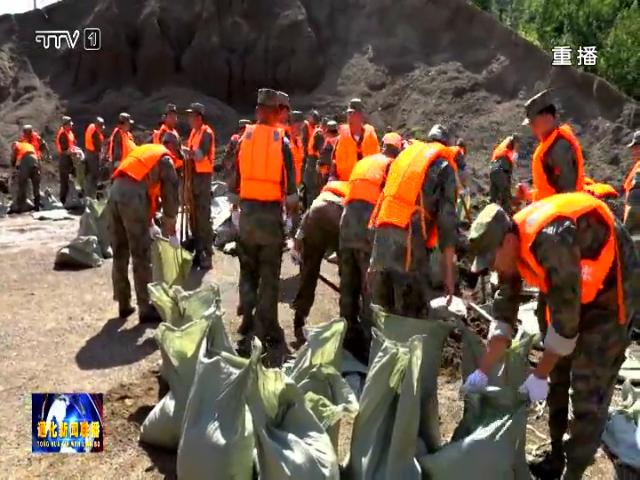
[
  {"left": 602, "top": 381, "right": 640, "bottom": 472},
  {"left": 139, "top": 288, "right": 536, "bottom": 479}
]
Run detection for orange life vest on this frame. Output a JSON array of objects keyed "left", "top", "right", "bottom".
[
  {"left": 56, "top": 128, "right": 75, "bottom": 154},
  {"left": 344, "top": 153, "right": 393, "bottom": 205},
  {"left": 19, "top": 133, "right": 42, "bottom": 158},
  {"left": 308, "top": 126, "right": 323, "bottom": 156},
  {"left": 623, "top": 162, "right": 639, "bottom": 194},
  {"left": 372, "top": 141, "right": 448, "bottom": 265},
  {"left": 321, "top": 180, "right": 349, "bottom": 199},
  {"left": 238, "top": 124, "right": 286, "bottom": 202},
  {"left": 584, "top": 182, "right": 619, "bottom": 199},
  {"left": 291, "top": 134, "right": 305, "bottom": 185},
  {"left": 491, "top": 137, "right": 516, "bottom": 163},
  {"left": 84, "top": 123, "right": 104, "bottom": 152},
  {"left": 532, "top": 124, "right": 584, "bottom": 201},
  {"left": 187, "top": 124, "right": 215, "bottom": 173},
  {"left": 112, "top": 144, "right": 174, "bottom": 221},
  {"left": 13, "top": 142, "right": 37, "bottom": 165},
  {"left": 333, "top": 124, "right": 380, "bottom": 180},
  {"left": 445, "top": 146, "right": 465, "bottom": 174},
  {"left": 108, "top": 127, "right": 136, "bottom": 162},
  {"left": 514, "top": 192, "right": 625, "bottom": 324}
]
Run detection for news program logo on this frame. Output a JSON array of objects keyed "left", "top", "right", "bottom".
[{"left": 32, "top": 393, "right": 104, "bottom": 453}]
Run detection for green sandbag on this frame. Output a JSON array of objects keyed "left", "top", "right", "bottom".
[
  {"left": 247, "top": 340, "right": 340, "bottom": 479},
  {"left": 148, "top": 282, "right": 226, "bottom": 330},
  {"left": 151, "top": 237, "right": 193, "bottom": 287},
  {"left": 288, "top": 318, "right": 359, "bottom": 449},
  {"left": 177, "top": 344, "right": 255, "bottom": 480},
  {"left": 374, "top": 305, "right": 454, "bottom": 453},
  {"left": 54, "top": 236, "right": 103, "bottom": 269},
  {"left": 345, "top": 329, "right": 424, "bottom": 480},
  {"left": 78, "top": 199, "right": 112, "bottom": 258}
]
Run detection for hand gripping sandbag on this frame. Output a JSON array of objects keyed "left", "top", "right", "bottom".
[
  {"left": 140, "top": 317, "right": 227, "bottom": 450},
  {"left": 151, "top": 237, "right": 194, "bottom": 287},
  {"left": 373, "top": 305, "right": 454, "bottom": 453},
  {"left": 345, "top": 329, "right": 424, "bottom": 480},
  {"left": 247, "top": 339, "right": 340, "bottom": 480},
  {"left": 177, "top": 344, "right": 255, "bottom": 479},
  {"left": 288, "top": 318, "right": 359, "bottom": 449},
  {"left": 78, "top": 199, "right": 112, "bottom": 258}
]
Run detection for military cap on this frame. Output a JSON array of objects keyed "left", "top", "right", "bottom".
[
  {"left": 276, "top": 91, "right": 289, "bottom": 108},
  {"left": 468, "top": 204, "right": 513, "bottom": 273},
  {"left": 61, "top": 116, "right": 72, "bottom": 124},
  {"left": 522, "top": 89, "right": 555, "bottom": 125},
  {"left": 346, "top": 98, "right": 364, "bottom": 113},
  {"left": 118, "top": 112, "right": 133, "bottom": 123},
  {"left": 22, "top": 124, "right": 33, "bottom": 131},
  {"left": 308, "top": 110, "right": 321, "bottom": 123},
  {"left": 95, "top": 116, "right": 105, "bottom": 124},
  {"left": 382, "top": 132, "right": 403, "bottom": 149},
  {"left": 326, "top": 120, "right": 339, "bottom": 132},
  {"left": 257, "top": 88, "right": 279, "bottom": 106},
  {"left": 627, "top": 130, "right": 640, "bottom": 148},
  {"left": 164, "top": 103, "right": 177, "bottom": 113},
  {"left": 238, "top": 119, "right": 251, "bottom": 128},
  {"left": 427, "top": 124, "right": 451, "bottom": 146},
  {"left": 185, "top": 103, "right": 205, "bottom": 115},
  {"left": 290, "top": 110, "right": 304, "bottom": 123}
]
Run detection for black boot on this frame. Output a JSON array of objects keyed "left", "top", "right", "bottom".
[
  {"left": 118, "top": 303, "right": 135, "bottom": 318},
  {"left": 293, "top": 313, "right": 306, "bottom": 347},
  {"left": 139, "top": 306, "right": 162, "bottom": 324},
  {"left": 528, "top": 450, "right": 566, "bottom": 479}
]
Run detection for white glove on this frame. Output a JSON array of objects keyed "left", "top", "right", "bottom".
[
  {"left": 149, "top": 225, "right": 162, "bottom": 239},
  {"left": 461, "top": 369, "right": 488, "bottom": 395},
  {"left": 168, "top": 234, "right": 180, "bottom": 249},
  {"left": 231, "top": 210, "right": 240, "bottom": 228},
  {"left": 519, "top": 374, "right": 549, "bottom": 403}
]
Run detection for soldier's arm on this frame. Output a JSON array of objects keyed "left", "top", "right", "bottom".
[
  {"left": 544, "top": 137, "right": 579, "bottom": 194},
  {"left": 59, "top": 134, "right": 70, "bottom": 155},
  {"left": 162, "top": 132, "right": 184, "bottom": 161},
  {"left": 10, "top": 146, "right": 17, "bottom": 167},
  {"left": 112, "top": 134, "right": 123, "bottom": 163},
  {"left": 224, "top": 138, "right": 238, "bottom": 160},
  {"left": 91, "top": 131, "right": 102, "bottom": 152},
  {"left": 531, "top": 217, "right": 582, "bottom": 356},
  {"left": 281, "top": 137, "right": 298, "bottom": 201},
  {"left": 328, "top": 139, "right": 339, "bottom": 180},
  {"left": 157, "top": 155, "right": 180, "bottom": 221},
  {"left": 228, "top": 140, "right": 242, "bottom": 206},
  {"left": 38, "top": 136, "right": 50, "bottom": 155},
  {"left": 432, "top": 160, "right": 458, "bottom": 249}
]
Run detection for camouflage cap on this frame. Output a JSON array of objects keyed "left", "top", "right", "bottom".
[
  {"left": 522, "top": 88, "right": 555, "bottom": 125},
  {"left": 238, "top": 119, "right": 251, "bottom": 128},
  {"left": 308, "top": 110, "right": 321, "bottom": 123},
  {"left": 290, "top": 110, "right": 304, "bottom": 123},
  {"left": 22, "top": 124, "right": 33, "bottom": 131},
  {"left": 164, "top": 103, "right": 177, "bottom": 113},
  {"left": 427, "top": 124, "right": 451, "bottom": 146},
  {"left": 468, "top": 204, "right": 513, "bottom": 273},
  {"left": 627, "top": 130, "right": 640, "bottom": 148},
  {"left": 185, "top": 103, "right": 205, "bottom": 115},
  {"left": 326, "top": 120, "right": 339, "bottom": 132},
  {"left": 276, "top": 91, "right": 289, "bottom": 108},
  {"left": 61, "top": 115, "right": 72, "bottom": 124},
  {"left": 346, "top": 98, "right": 364, "bottom": 113},
  {"left": 118, "top": 112, "right": 133, "bottom": 123},
  {"left": 257, "top": 88, "right": 279, "bottom": 106}
]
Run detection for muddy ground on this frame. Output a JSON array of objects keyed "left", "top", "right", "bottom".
[{"left": 0, "top": 212, "right": 625, "bottom": 478}]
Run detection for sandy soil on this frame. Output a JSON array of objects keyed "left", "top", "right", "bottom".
[{"left": 0, "top": 213, "right": 627, "bottom": 479}]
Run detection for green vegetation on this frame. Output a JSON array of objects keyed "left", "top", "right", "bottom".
[{"left": 470, "top": 0, "right": 639, "bottom": 99}]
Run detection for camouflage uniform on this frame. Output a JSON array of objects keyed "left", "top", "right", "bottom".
[
  {"left": 10, "top": 145, "right": 40, "bottom": 211},
  {"left": 369, "top": 126, "right": 458, "bottom": 318},
  {"left": 84, "top": 117, "right": 105, "bottom": 199},
  {"left": 229, "top": 89, "right": 298, "bottom": 351},
  {"left": 489, "top": 135, "right": 517, "bottom": 214},
  {"left": 469, "top": 202, "right": 639, "bottom": 480},
  {"left": 218, "top": 119, "right": 250, "bottom": 188},
  {"left": 624, "top": 131, "right": 640, "bottom": 251},
  {"left": 293, "top": 190, "right": 343, "bottom": 331},
  {"left": 185, "top": 103, "right": 215, "bottom": 268},
  {"left": 57, "top": 116, "right": 76, "bottom": 204},
  {"left": 108, "top": 152, "right": 179, "bottom": 322},
  {"left": 317, "top": 121, "right": 339, "bottom": 188},
  {"left": 108, "top": 113, "right": 135, "bottom": 170}
]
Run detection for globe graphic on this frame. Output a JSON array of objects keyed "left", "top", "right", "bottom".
[{"left": 40, "top": 394, "right": 99, "bottom": 453}]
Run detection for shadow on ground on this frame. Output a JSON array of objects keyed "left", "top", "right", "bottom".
[
  {"left": 128, "top": 406, "right": 177, "bottom": 480},
  {"left": 75, "top": 316, "right": 157, "bottom": 370}
]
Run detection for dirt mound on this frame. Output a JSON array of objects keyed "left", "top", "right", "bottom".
[{"left": 0, "top": 0, "right": 636, "bottom": 184}]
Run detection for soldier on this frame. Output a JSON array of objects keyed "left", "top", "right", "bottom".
[
  {"left": 330, "top": 99, "right": 380, "bottom": 181},
  {"left": 302, "top": 110, "right": 320, "bottom": 153},
  {"left": 83, "top": 117, "right": 106, "bottom": 198},
  {"left": 302, "top": 118, "right": 326, "bottom": 210},
  {"left": 152, "top": 104, "right": 184, "bottom": 169},
  {"left": 276, "top": 91, "right": 291, "bottom": 137},
  {"left": 229, "top": 88, "right": 299, "bottom": 362},
  {"left": 318, "top": 120, "right": 339, "bottom": 186},
  {"left": 623, "top": 130, "right": 640, "bottom": 248},
  {"left": 218, "top": 119, "right": 251, "bottom": 187},
  {"left": 292, "top": 180, "right": 349, "bottom": 344},
  {"left": 523, "top": 89, "right": 585, "bottom": 201},
  {"left": 489, "top": 133, "right": 519, "bottom": 213},
  {"left": 108, "top": 142, "right": 180, "bottom": 323},
  {"left": 369, "top": 124, "right": 458, "bottom": 318},
  {"left": 463, "top": 194, "right": 638, "bottom": 479},
  {"left": 10, "top": 141, "right": 41, "bottom": 212},
  {"left": 185, "top": 102, "right": 215, "bottom": 269},
  {"left": 339, "top": 132, "right": 402, "bottom": 361},
  {"left": 19, "top": 125, "right": 50, "bottom": 161},
  {"left": 108, "top": 113, "right": 136, "bottom": 169},
  {"left": 290, "top": 111, "right": 306, "bottom": 186},
  {"left": 55, "top": 116, "right": 77, "bottom": 204}
]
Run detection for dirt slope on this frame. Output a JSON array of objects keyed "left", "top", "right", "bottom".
[{"left": 0, "top": 0, "right": 637, "bottom": 184}]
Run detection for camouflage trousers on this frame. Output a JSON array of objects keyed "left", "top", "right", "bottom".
[
  {"left": 189, "top": 172, "right": 214, "bottom": 260},
  {"left": 58, "top": 154, "right": 75, "bottom": 204},
  {"left": 489, "top": 181, "right": 511, "bottom": 214},
  {"left": 537, "top": 296, "right": 630, "bottom": 478},
  {"left": 370, "top": 261, "right": 432, "bottom": 319},
  {"left": 293, "top": 238, "right": 329, "bottom": 322},
  {"left": 84, "top": 152, "right": 100, "bottom": 199},
  {"left": 15, "top": 162, "right": 41, "bottom": 210},
  {"left": 237, "top": 239, "right": 285, "bottom": 343},
  {"left": 107, "top": 196, "right": 153, "bottom": 312}
]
